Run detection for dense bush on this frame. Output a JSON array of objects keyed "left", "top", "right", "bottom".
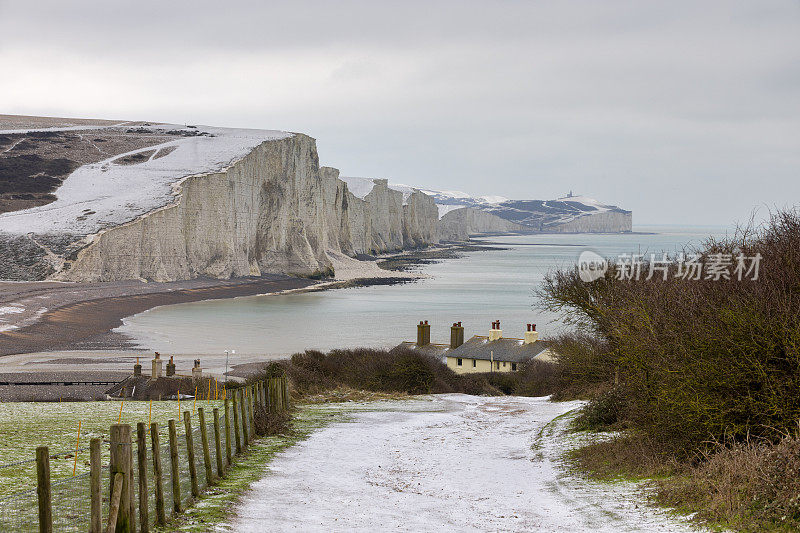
[{"left": 539, "top": 209, "right": 800, "bottom": 455}]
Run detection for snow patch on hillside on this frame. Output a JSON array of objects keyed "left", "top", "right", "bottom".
[{"left": 0, "top": 124, "right": 293, "bottom": 236}]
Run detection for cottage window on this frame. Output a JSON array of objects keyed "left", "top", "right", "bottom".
[
  {"left": 472, "top": 359, "right": 476, "bottom": 367},
  {"left": 495, "top": 361, "right": 500, "bottom": 369},
  {"left": 503, "top": 362, "right": 506, "bottom": 367},
  {"left": 457, "top": 358, "right": 463, "bottom": 366},
  {"left": 512, "top": 363, "right": 517, "bottom": 371}
]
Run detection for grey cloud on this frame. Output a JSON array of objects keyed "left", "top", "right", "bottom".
[{"left": 0, "top": 0, "right": 798, "bottom": 225}]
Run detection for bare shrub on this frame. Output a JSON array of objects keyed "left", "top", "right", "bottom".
[{"left": 253, "top": 405, "right": 291, "bottom": 437}]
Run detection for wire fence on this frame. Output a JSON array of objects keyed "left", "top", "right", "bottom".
[{"left": 0, "top": 377, "right": 285, "bottom": 532}]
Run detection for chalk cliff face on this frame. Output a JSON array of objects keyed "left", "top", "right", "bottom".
[
  {"left": 402, "top": 190, "right": 439, "bottom": 248},
  {"left": 34, "top": 136, "right": 442, "bottom": 282},
  {"left": 544, "top": 210, "right": 632, "bottom": 233},
  {"left": 437, "top": 207, "right": 527, "bottom": 241}
]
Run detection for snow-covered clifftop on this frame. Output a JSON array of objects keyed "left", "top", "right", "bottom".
[{"left": 0, "top": 122, "right": 442, "bottom": 282}]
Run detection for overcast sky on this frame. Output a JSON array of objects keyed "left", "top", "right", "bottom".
[{"left": 1, "top": 1, "right": 798, "bottom": 225}]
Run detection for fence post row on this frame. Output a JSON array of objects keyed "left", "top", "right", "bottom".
[
  {"left": 109, "top": 424, "right": 132, "bottom": 533},
  {"left": 30, "top": 379, "right": 292, "bottom": 533},
  {"left": 150, "top": 423, "right": 166, "bottom": 526}
]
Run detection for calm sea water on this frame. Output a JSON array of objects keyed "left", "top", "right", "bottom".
[{"left": 116, "top": 225, "right": 730, "bottom": 356}]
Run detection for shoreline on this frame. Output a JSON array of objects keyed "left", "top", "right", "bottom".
[
  {"left": 0, "top": 241, "right": 502, "bottom": 357},
  {"left": 0, "top": 276, "right": 319, "bottom": 356}
]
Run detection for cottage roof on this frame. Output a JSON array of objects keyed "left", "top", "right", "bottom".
[{"left": 446, "top": 336, "right": 552, "bottom": 363}]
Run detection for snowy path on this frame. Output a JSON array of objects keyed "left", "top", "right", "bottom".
[{"left": 228, "top": 395, "right": 701, "bottom": 532}]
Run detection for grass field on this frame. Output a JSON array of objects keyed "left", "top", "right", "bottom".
[{"left": 0, "top": 398, "right": 226, "bottom": 498}]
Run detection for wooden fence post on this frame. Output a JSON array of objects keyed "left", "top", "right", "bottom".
[
  {"left": 232, "top": 393, "right": 242, "bottom": 454},
  {"left": 223, "top": 399, "right": 232, "bottom": 467},
  {"left": 106, "top": 473, "right": 124, "bottom": 533},
  {"left": 129, "top": 433, "right": 136, "bottom": 533},
  {"left": 247, "top": 386, "right": 256, "bottom": 440},
  {"left": 283, "top": 376, "right": 290, "bottom": 409},
  {"left": 150, "top": 423, "right": 166, "bottom": 526},
  {"left": 223, "top": 398, "right": 231, "bottom": 464},
  {"left": 247, "top": 387, "right": 252, "bottom": 436},
  {"left": 109, "top": 424, "right": 132, "bottom": 533},
  {"left": 167, "top": 420, "right": 181, "bottom": 514},
  {"left": 240, "top": 389, "right": 249, "bottom": 448},
  {"left": 183, "top": 411, "right": 199, "bottom": 498},
  {"left": 90, "top": 438, "right": 102, "bottom": 533},
  {"left": 198, "top": 408, "right": 213, "bottom": 486},
  {"left": 36, "top": 446, "right": 52, "bottom": 533},
  {"left": 213, "top": 408, "right": 224, "bottom": 478},
  {"left": 136, "top": 423, "right": 149, "bottom": 533}
]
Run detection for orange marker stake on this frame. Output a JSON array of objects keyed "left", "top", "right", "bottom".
[
  {"left": 193, "top": 386, "right": 197, "bottom": 413},
  {"left": 118, "top": 400, "right": 124, "bottom": 424}
]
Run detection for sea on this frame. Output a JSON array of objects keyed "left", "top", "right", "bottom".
[{"left": 116, "top": 225, "right": 731, "bottom": 356}]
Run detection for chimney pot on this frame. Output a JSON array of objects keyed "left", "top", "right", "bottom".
[{"left": 532, "top": 324, "right": 536, "bottom": 331}]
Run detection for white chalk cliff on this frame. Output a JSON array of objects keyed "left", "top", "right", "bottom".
[
  {"left": 0, "top": 124, "right": 448, "bottom": 282},
  {"left": 0, "top": 118, "right": 631, "bottom": 282}
]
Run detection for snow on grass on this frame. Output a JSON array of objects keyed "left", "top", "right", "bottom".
[
  {"left": 0, "top": 399, "right": 224, "bottom": 498},
  {"left": 228, "top": 395, "right": 702, "bottom": 532},
  {"left": 0, "top": 125, "right": 292, "bottom": 236}
]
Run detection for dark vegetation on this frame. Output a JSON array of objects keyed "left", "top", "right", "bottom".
[
  {"left": 263, "top": 348, "right": 559, "bottom": 399},
  {"left": 253, "top": 406, "right": 292, "bottom": 436},
  {"left": 0, "top": 154, "right": 76, "bottom": 193},
  {"left": 539, "top": 209, "right": 800, "bottom": 531}
]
